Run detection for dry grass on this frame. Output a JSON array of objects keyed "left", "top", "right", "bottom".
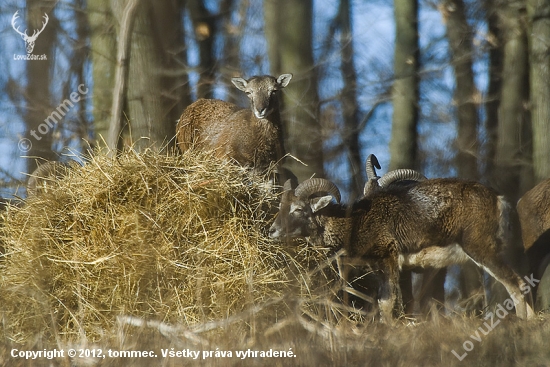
[
  {"left": 1, "top": 149, "right": 549, "bottom": 367},
  {"left": 0, "top": 149, "right": 337, "bottom": 346}
]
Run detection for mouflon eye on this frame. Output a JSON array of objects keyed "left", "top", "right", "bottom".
[{"left": 292, "top": 207, "right": 303, "bottom": 215}]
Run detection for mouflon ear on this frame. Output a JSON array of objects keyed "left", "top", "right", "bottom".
[
  {"left": 231, "top": 77, "right": 248, "bottom": 91},
  {"left": 310, "top": 195, "right": 333, "bottom": 213},
  {"left": 277, "top": 74, "right": 293, "bottom": 88}
]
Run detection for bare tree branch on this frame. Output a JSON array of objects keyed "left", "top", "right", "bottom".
[{"left": 107, "top": 0, "right": 140, "bottom": 154}]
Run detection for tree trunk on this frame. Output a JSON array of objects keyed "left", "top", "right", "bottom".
[
  {"left": 110, "top": 0, "right": 186, "bottom": 151},
  {"left": 493, "top": 0, "right": 529, "bottom": 203},
  {"left": 441, "top": 0, "right": 479, "bottom": 180},
  {"left": 483, "top": 0, "right": 503, "bottom": 181},
  {"left": 188, "top": 0, "right": 216, "bottom": 100},
  {"left": 338, "top": 0, "right": 362, "bottom": 198},
  {"left": 149, "top": 0, "right": 190, "bottom": 143},
  {"left": 527, "top": 0, "right": 550, "bottom": 311},
  {"left": 528, "top": 0, "right": 550, "bottom": 183},
  {"left": 88, "top": 0, "right": 116, "bottom": 147},
  {"left": 264, "top": 0, "right": 324, "bottom": 181},
  {"left": 264, "top": 0, "right": 282, "bottom": 77},
  {"left": 108, "top": 0, "right": 140, "bottom": 152},
  {"left": 74, "top": 0, "right": 91, "bottom": 152},
  {"left": 24, "top": 0, "right": 57, "bottom": 174},
  {"left": 389, "top": 0, "right": 419, "bottom": 171},
  {"left": 220, "top": 0, "right": 243, "bottom": 105}
]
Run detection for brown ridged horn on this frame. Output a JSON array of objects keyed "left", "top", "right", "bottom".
[
  {"left": 365, "top": 154, "right": 381, "bottom": 179},
  {"left": 295, "top": 178, "right": 341, "bottom": 203},
  {"left": 377, "top": 169, "right": 426, "bottom": 188}
]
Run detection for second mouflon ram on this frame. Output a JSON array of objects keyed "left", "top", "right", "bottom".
[
  {"left": 269, "top": 177, "right": 535, "bottom": 322},
  {"left": 176, "top": 74, "right": 292, "bottom": 173}
]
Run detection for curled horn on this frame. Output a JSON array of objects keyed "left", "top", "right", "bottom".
[
  {"left": 295, "top": 178, "right": 341, "bottom": 203},
  {"left": 365, "top": 154, "right": 381, "bottom": 180},
  {"left": 377, "top": 169, "right": 427, "bottom": 188}
]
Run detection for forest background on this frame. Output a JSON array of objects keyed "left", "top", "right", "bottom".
[{"left": 0, "top": 0, "right": 549, "bottom": 311}]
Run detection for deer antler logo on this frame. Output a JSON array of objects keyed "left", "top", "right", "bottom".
[{"left": 11, "top": 10, "right": 49, "bottom": 54}]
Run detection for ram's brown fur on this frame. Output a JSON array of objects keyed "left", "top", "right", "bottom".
[{"left": 270, "top": 178, "right": 535, "bottom": 321}]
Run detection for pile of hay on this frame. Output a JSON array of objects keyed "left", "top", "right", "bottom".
[{"left": 0, "top": 149, "right": 335, "bottom": 344}]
